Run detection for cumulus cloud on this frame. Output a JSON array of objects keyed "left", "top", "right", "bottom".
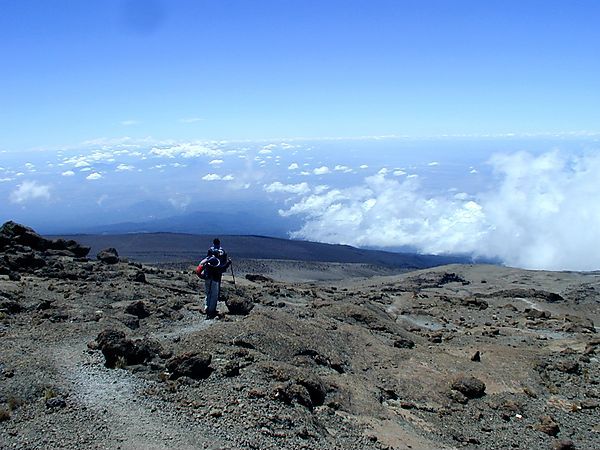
[
  {"left": 334, "top": 164, "right": 352, "bottom": 173},
  {"left": 116, "top": 164, "right": 135, "bottom": 171},
  {"left": 313, "top": 166, "right": 331, "bottom": 175},
  {"left": 61, "top": 170, "right": 75, "bottom": 176},
  {"left": 393, "top": 170, "right": 406, "bottom": 176},
  {"left": 264, "top": 181, "right": 311, "bottom": 195},
  {"left": 9, "top": 181, "right": 51, "bottom": 203},
  {"left": 209, "top": 159, "right": 224, "bottom": 165},
  {"left": 202, "top": 173, "right": 222, "bottom": 181},
  {"left": 222, "top": 174, "right": 235, "bottom": 181},
  {"left": 86, "top": 172, "right": 103, "bottom": 180},
  {"left": 288, "top": 163, "right": 299, "bottom": 170},
  {"left": 281, "top": 151, "right": 600, "bottom": 271}
]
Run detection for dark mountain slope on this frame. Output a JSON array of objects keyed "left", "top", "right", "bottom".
[{"left": 49, "top": 232, "right": 470, "bottom": 268}]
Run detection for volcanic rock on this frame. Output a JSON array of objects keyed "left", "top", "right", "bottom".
[
  {"left": 97, "top": 248, "right": 119, "bottom": 264},
  {"left": 125, "top": 300, "right": 150, "bottom": 319},
  {"left": 45, "top": 397, "right": 67, "bottom": 409},
  {"left": 95, "top": 329, "right": 158, "bottom": 368},
  {"left": 536, "top": 415, "right": 560, "bottom": 436},
  {"left": 393, "top": 337, "right": 415, "bottom": 349},
  {"left": 225, "top": 295, "right": 254, "bottom": 315},
  {"left": 245, "top": 274, "right": 274, "bottom": 283},
  {"left": 450, "top": 375, "right": 486, "bottom": 399},
  {"left": 166, "top": 352, "right": 212, "bottom": 379},
  {"left": 553, "top": 439, "right": 575, "bottom": 450}
]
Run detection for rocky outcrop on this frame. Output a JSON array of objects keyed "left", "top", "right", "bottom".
[
  {"left": 97, "top": 248, "right": 119, "bottom": 264},
  {"left": 0, "top": 221, "right": 90, "bottom": 257}
]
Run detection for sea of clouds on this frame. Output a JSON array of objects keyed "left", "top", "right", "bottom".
[{"left": 1, "top": 137, "right": 598, "bottom": 271}]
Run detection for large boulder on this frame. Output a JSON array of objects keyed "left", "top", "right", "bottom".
[
  {"left": 166, "top": 352, "right": 212, "bottom": 379},
  {"left": 97, "top": 248, "right": 119, "bottom": 264},
  {"left": 450, "top": 375, "right": 486, "bottom": 399},
  {"left": 95, "top": 329, "right": 159, "bottom": 368}
]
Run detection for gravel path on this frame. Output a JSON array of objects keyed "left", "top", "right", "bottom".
[{"left": 52, "top": 333, "right": 220, "bottom": 450}]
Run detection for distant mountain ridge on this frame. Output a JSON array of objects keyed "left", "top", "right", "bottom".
[{"left": 49, "top": 232, "right": 471, "bottom": 269}]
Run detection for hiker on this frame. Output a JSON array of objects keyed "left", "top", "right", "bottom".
[{"left": 202, "top": 238, "right": 231, "bottom": 320}]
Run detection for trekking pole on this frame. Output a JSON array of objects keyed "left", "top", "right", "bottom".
[{"left": 230, "top": 261, "right": 236, "bottom": 288}]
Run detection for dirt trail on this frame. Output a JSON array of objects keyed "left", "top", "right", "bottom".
[{"left": 52, "top": 321, "right": 219, "bottom": 450}]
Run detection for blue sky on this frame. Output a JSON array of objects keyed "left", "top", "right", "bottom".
[
  {"left": 1, "top": 0, "right": 600, "bottom": 150},
  {"left": 2, "top": 1, "right": 600, "bottom": 271}
]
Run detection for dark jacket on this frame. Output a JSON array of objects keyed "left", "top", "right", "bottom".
[{"left": 205, "top": 248, "right": 231, "bottom": 282}]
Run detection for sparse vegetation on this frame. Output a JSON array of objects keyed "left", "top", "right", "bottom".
[
  {"left": 115, "top": 355, "right": 128, "bottom": 369},
  {"left": 43, "top": 387, "right": 56, "bottom": 401}
]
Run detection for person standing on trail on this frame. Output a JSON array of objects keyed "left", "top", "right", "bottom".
[{"left": 203, "top": 238, "right": 231, "bottom": 320}]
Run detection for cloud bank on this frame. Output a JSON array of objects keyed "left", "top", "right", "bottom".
[{"left": 281, "top": 151, "right": 600, "bottom": 271}]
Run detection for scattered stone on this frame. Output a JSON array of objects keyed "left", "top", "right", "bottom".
[
  {"left": 393, "top": 337, "right": 415, "bottom": 349},
  {"left": 525, "top": 308, "right": 552, "bottom": 319},
  {"left": 553, "top": 360, "right": 580, "bottom": 374},
  {"left": 129, "top": 271, "right": 146, "bottom": 283},
  {"left": 562, "top": 315, "right": 595, "bottom": 333},
  {"left": 125, "top": 300, "right": 150, "bottom": 319},
  {"left": 225, "top": 295, "right": 255, "bottom": 315},
  {"left": 245, "top": 274, "right": 273, "bottom": 283},
  {"left": 450, "top": 375, "right": 486, "bottom": 399},
  {"left": 223, "top": 360, "right": 240, "bottom": 377},
  {"left": 460, "top": 297, "right": 489, "bottom": 310},
  {"left": 97, "top": 248, "right": 119, "bottom": 264},
  {"left": 45, "top": 397, "right": 67, "bottom": 409},
  {"left": 553, "top": 439, "right": 575, "bottom": 450},
  {"left": 536, "top": 415, "right": 560, "bottom": 436},
  {"left": 471, "top": 351, "right": 481, "bottom": 362},
  {"left": 166, "top": 352, "right": 212, "bottom": 379}
]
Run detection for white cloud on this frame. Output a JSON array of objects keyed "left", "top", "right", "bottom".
[
  {"left": 202, "top": 173, "right": 222, "bottom": 181},
  {"left": 259, "top": 144, "right": 277, "bottom": 154},
  {"left": 24, "top": 162, "right": 35, "bottom": 171},
  {"left": 150, "top": 144, "right": 222, "bottom": 159},
  {"left": 61, "top": 170, "right": 75, "bottom": 176},
  {"left": 9, "top": 181, "right": 51, "bottom": 203},
  {"left": 222, "top": 174, "right": 235, "bottom": 181},
  {"left": 86, "top": 172, "right": 103, "bottom": 180},
  {"left": 209, "top": 159, "right": 224, "bottom": 165},
  {"left": 281, "top": 151, "right": 600, "bottom": 271},
  {"left": 116, "top": 164, "right": 134, "bottom": 171},
  {"left": 334, "top": 164, "right": 352, "bottom": 173},
  {"left": 288, "top": 163, "right": 299, "bottom": 170},
  {"left": 393, "top": 170, "right": 406, "bottom": 176},
  {"left": 313, "top": 166, "right": 331, "bottom": 175},
  {"left": 314, "top": 185, "right": 329, "bottom": 194},
  {"left": 359, "top": 164, "right": 369, "bottom": 169},
  {"left": 264, "top": 181, "right": 310, "bottom": 195},
  {"left": 120, "top": 120, "right": 140, "bottom": 126},
  {"left": 428, "top": 161, "right": 440, "bottom": 166},
  {"left": 377, "top": 168, "right": 388, "bottom": 175}
]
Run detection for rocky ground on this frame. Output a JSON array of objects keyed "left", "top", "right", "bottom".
[{"left": 1, "top": 221, "right": 599, "bottom": 450}]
